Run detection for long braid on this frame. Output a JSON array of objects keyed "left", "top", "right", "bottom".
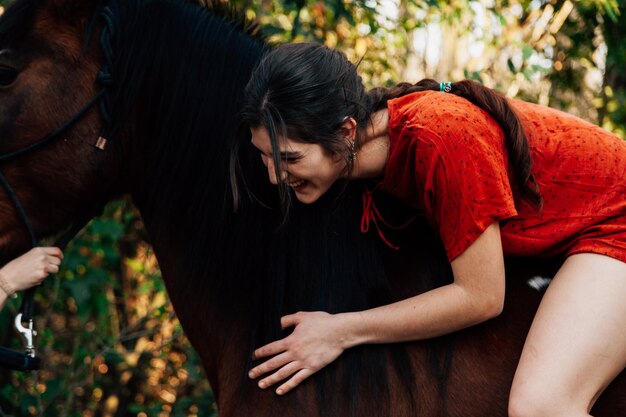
[{"left": 366, "top": 79, "right": 542, "bottom": 210}]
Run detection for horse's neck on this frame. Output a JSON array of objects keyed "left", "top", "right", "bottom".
[{"left": 112, "top": 1, "right": 268, "bottom": 397}]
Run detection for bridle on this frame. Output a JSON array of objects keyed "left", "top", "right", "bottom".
[
  {"left": 0, "top": 6, "right": 115, "bottom": 371},
  {"left": 0, "top": 92, "right": 105, "bottom": 371}
]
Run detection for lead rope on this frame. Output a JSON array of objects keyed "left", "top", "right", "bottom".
[{"left": 96, "top": 6, "right": 115, "bottom": 149}]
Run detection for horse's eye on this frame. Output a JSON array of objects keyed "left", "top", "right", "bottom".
[{"left": 0, "top": 66, "right": 18, "bottom": 86}]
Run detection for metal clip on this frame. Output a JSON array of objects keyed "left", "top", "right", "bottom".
[{"left": 14, "top": 313, "right": 37, "bottom": 358}]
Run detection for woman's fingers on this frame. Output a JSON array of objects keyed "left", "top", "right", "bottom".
[
  {"left": 249, "top": 350, "right": 292, "bottom": 379},
  {"left": 47, "top": 255, "right": 62, "bottom": 266},
  {"left": 37, "top": 248, "right": 62, "bottom": 264},
  {"left": 44, "top": 247, "right": 63, "bottom": 259},
  {"left": 275, "top": 368, "right": 316, "bottom": 395},
  {"left": 254, "top": 361, "right": 317, "bottom": 394},
  {"left": 44, "top": 263, "right": 60, "bottom": 274},
  {"left": 280, "top": 312, "right": 302, "bottom": 329},
  {"left": 253, "top": 338, "right": 287, "bottom": 360},
  {"left": 249, "top": 312, "right": 346, "bottom": 395},
  {"left": 257, "top": 360, "right": 301, "bottom": 389},
  {"left": 32, "top": 246, "right": 60, "bottom": 258},
  {"left": 37, "top": 252, "right": 62, "bottom": 278}
]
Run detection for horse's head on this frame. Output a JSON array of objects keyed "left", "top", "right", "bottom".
[{"left": 0, "top": 0, "right": 120, "bottom": 259}]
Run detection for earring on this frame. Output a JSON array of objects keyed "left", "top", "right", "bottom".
[{"left": 347, "top": 139, "right": 357, "bottom": 163}]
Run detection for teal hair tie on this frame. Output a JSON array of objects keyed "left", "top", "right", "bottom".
[{"left": 439, "top": 81, "right": 452, "bottom": 93}]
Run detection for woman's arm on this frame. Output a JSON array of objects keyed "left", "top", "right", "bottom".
[
  {"left": 0, "top": 247, "right": 63, "bottom": 310},
  {"left": 249, "top": 222, "right": 506, "bottom": 394}
]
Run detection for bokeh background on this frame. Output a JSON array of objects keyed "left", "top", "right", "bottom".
[{"left": 0, "top": 0, "right": 623, "bottom": 416}]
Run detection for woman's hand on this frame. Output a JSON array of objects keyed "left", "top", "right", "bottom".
[
  {"left": 248, "top": 311, "right": 351, "bottom": 395},
  {"left": 0, "top": 247, "right": 63, "bottom": 293}
]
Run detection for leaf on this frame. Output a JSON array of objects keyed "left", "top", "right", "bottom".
[
  {"left": 603, "top": 2, "right": 619, "bottom": 22},
  {"left": 89, "top": 218, "right": 125, "bottom": 241},
  {"left": 522, "top": 44, "right": 533, "bottom": 60}
]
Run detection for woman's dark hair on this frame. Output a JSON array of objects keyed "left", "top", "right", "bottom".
[{"left": 231, "top": 42, "right": 542, "bottom": 213}]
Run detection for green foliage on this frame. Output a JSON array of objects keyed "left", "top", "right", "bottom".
[{"left": 0, "top": 200, "right": 213, "bottom": 416}]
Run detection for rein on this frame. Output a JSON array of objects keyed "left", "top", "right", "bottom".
[{"left": 0, "top": 5, "right": 116, "bottom": 371}]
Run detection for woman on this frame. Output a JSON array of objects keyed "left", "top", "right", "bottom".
[
  {"left": 0, "top": 247, "right": 63, "bottom": 310},
  {"left": 230, "top": 42, "right": 626, "bottom": 417}
]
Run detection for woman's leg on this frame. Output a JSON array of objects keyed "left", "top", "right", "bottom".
[{"left": 509, "top": 253, "right": 626, "bottom": 417}]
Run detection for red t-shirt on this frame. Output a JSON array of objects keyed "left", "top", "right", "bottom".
[{"left": 381, "top": 90, "right": 626, "bottom": 262}]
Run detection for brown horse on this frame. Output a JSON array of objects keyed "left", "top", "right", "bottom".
[{"left": 0, "top": 0, "right": 623, "bottom": 415}]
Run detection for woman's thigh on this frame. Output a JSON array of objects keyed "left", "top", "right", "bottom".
[{"left": 509, "top": 253, "right": 626, "bottom": 416}]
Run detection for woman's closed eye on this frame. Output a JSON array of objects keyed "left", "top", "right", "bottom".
[{"left": 279, "top": 152, "right": 303, "bottom": 163}]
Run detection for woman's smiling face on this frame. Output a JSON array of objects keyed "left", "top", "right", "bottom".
[{"left": 250, "top": 126, "right": 346, "bottom": 204}]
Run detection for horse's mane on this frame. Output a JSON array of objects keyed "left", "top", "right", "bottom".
[{"left": 103, "top": 2, "right": 426, "bottom": 412}]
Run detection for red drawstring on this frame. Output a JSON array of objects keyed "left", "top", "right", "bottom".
[{"left": 360, "top": 189, "right": 416, "bottom": 250}]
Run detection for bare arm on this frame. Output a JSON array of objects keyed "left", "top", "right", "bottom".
[
  {"left": 250, "top": 223, "right": 506, "bottom": 394},
  {"left": 340, "top": 222, "right": 505, "bottom": 344}
]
